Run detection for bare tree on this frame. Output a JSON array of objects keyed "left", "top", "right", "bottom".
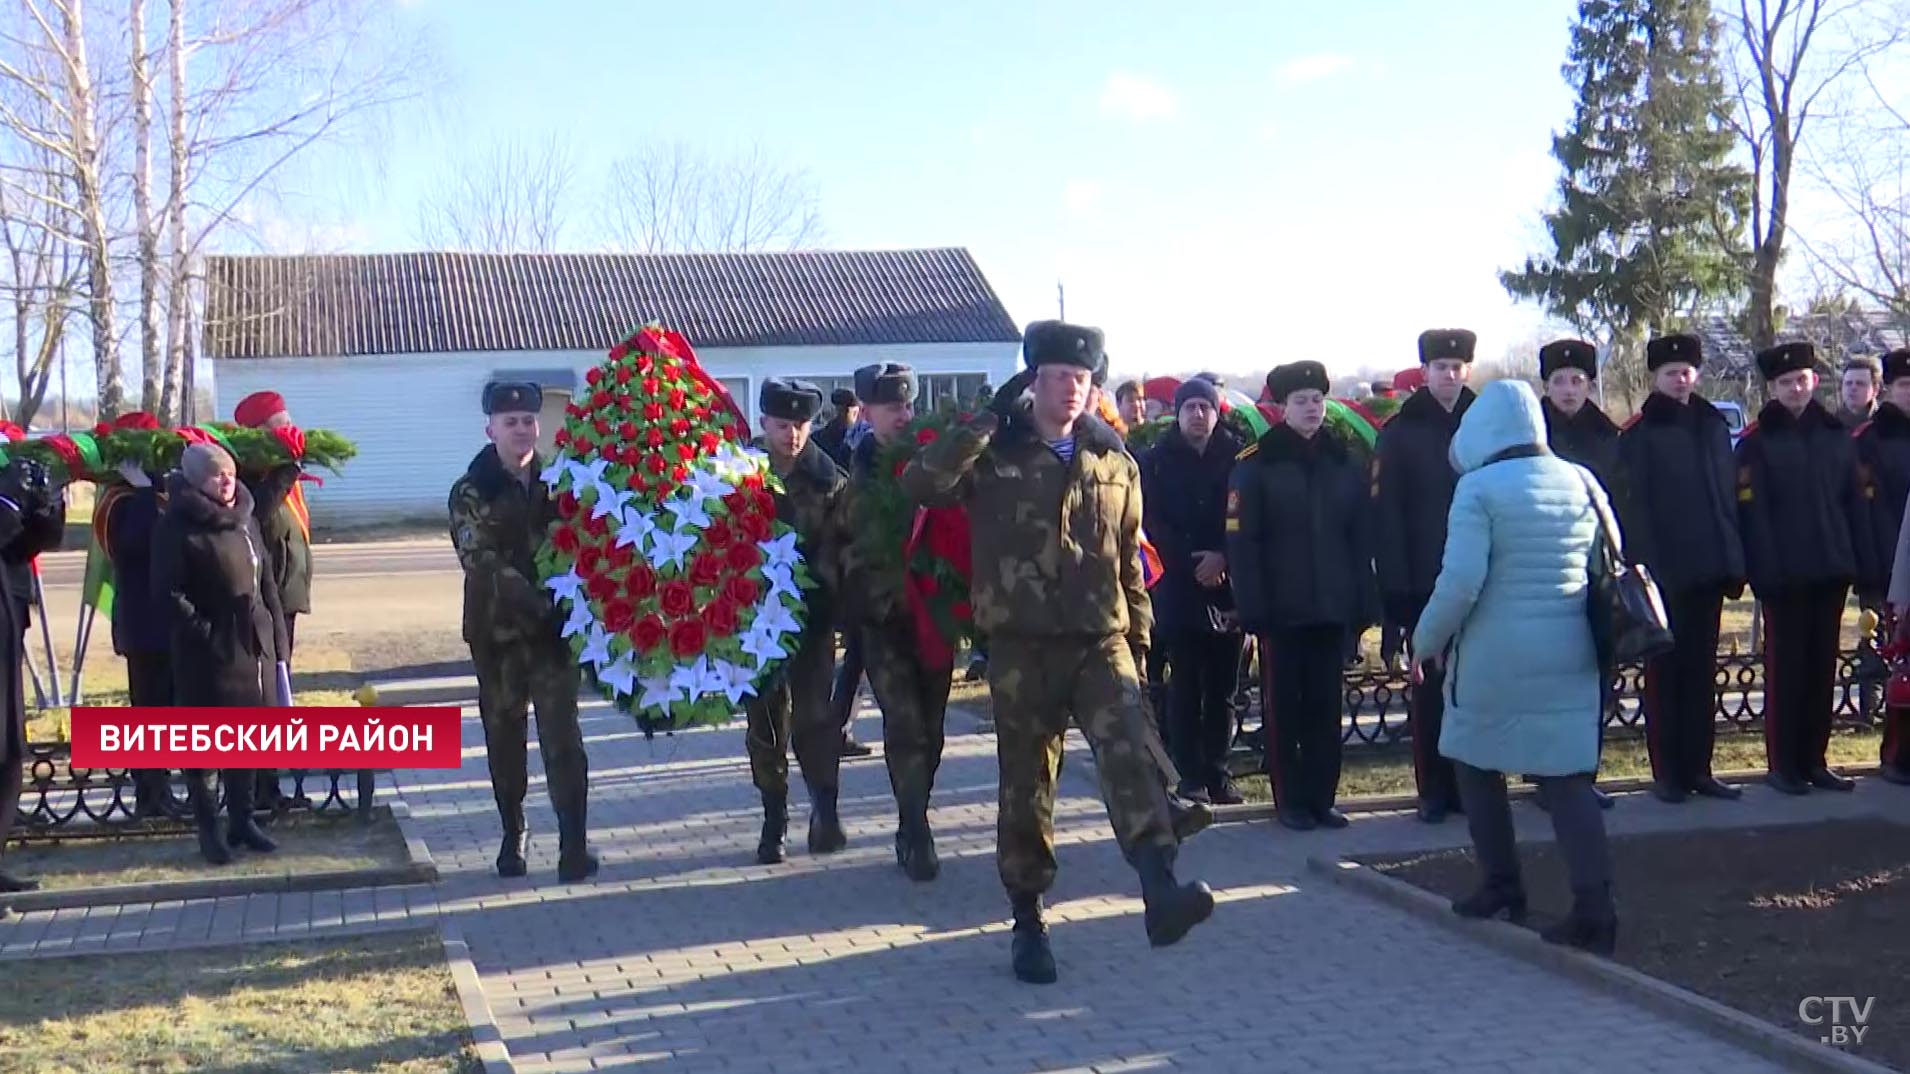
[
  {"left": 159, "top": 0, "right": 433, "bottom": 423},
  {"left": 0, "top": 162, "right": 80, "bottom": 428},
  {"left": 605, "top": 143, "right": 823, "bottom": 254},
  {"left": 130, "top": 0, "right": 162, "bottom": 416},
  {"left": 1721, "top": 0, "right": 1906, "bottom": 350},
  {"left": 416, "top": 134, "right": 575, "bottom": 252},
  {"left": 0, "top": 0, "right": 128, "bottom": 418},
  {"left": 1797, "top": 63, "right": 1910, "bottom": 327}
]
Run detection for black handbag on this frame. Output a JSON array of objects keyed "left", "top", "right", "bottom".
[{"left": 1575, "top": 468, "right": 1675, "bottom": 663}]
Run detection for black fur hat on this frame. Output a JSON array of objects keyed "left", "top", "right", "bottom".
[
  {"left": 1023, "top": 321, "right": 1106, "bottom": 372},
  {"left": 1882, "top": 348, "right": 1910, "bottom": 385},
  {"left": 1538, "top": 339, "right": 1598, "bottom": 380},
  {"left": 760, "top": 377, "right": 825, "bottom": 423},
  {"left": 1645, "top": 333, "right": 1703, "bottom": 371},
  {"left": 482, "top": 381, "right": 542, "bottom": 415},
  {"left": 852, "top": 363, "right": 917, "bottom": 406},
  {"left": 1755, "top": 341, "right": 1817, "bottom": 382},
  {"left": 1266, "top": 361, "right": 1330, "bottom": 403},
  {"left": 1417, "top": 329, "right": 1476, "bottom": 365}
]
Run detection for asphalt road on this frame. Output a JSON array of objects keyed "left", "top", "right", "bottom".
[{"left": 33, "top": 538, "right": 460, "bottom": 589}]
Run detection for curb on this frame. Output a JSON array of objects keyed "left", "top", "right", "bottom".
[
  {"left": 443, "top": 926, "right": 515, "bottom": 1074},
  {"left": 1210, "top": 763, "right": 1890, "bottom": 825},
  {"left": 0, "top": 805, "right": 439, "bottom": 914},
  {"left": 1307, "top": 854, "right": 1898, "bottom": 1074}
]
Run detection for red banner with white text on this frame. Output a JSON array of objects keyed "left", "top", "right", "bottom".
[{"left": 69, "top": 707, "right": 463, "bottom": 769}]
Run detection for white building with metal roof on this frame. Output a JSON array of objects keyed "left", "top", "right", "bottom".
[{"left": 202, "top": 248, "right": 1023, "bottom": 526}]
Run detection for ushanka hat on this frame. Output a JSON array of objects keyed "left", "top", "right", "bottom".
[
  {"left": 1267, "top": 361, "right": 1330, "bottom": 402},
  {"left": 1539, "top": 339, "right": 1598, "bottom": 380},
  {"left": 852, "top": 363, "right": 917, "bottom": 406},
  {"left": 1022, "top": 321, "right": 1105, "bottom": 371},
  {"left": 759, "top": 378, "right": 825, "bottom": 423},
  {"left": 481, "top": 381, "right": 542, "bottom": 415},
  {"left": 1417, "top": 329, "right": 1476, "bottom": 365},
  {"left": 1882, "top": 348, "right": 1910, "bottom": 384},
  {"left": 1755, "top": 341, "right": 1817, "bottom": 382},
  {"left": 1646, "top": 333, "right": 1703, "bottom": 371}
]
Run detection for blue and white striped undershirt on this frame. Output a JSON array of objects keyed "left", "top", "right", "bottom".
[{"left": 1046, "top": 436, "right": 1076, "bottom": 463}]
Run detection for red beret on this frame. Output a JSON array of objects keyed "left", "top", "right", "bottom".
[
  {"left": 0, "top": 421, "right": 23, "bottom": 442},
  {"left": 234, "top": 391, "right": 288, "bottom": 428},
  {"left": 114, "top": 411, "right": 162, "bottom": 431},
  {"left": 1393, "top": 367, "right": 1425, "bottom": 393}
]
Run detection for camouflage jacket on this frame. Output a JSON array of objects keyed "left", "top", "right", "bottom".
[
  {"left": 835, "top": 434, "right": 916, "bottom": 625},
  {"left": 755, "top": 437, "right": 849, "bottom": 622},
  {"left": 901, "top": 410, "right": 1152, "bottom": 649},
  {"left": 449, "top": 445, "right": 560, "bottom": 647}
]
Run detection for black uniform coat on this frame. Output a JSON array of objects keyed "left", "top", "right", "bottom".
[
  {"left": 1541, "top": 397, "right": 1622, "bottom": 496},
  {"left": 813, "top": 418, "right": 855, "bottom": 471},
  {"left": 243, "top": 464, "right": 312, "bottom": 616},
  {"left": 1853, "top": 402, "right": 1910, "bottom": 598},
  {"left": 0, "top": 497, "right": 63, "bottom": 763},
  {"left": 1735, "top": 399, "right": 1873, "bottom": 597},
  {"left": 1373, "top": 387, "right": 1475, "bottom": 613},
  {"left": 1614, "top": 392, "right": 1746, "bottom": 595},
  {"left": 1226, "top": 423, "right": 1376, "bottom": 633},
  {"left": 4, "top": 494, "right": 62, "bottom": 631},
  {"left": 105, "top": 486, "right": 169, "bottom": 655},
  {"left": 1139, "top": 423, "right": 1244, "bottom": 635},
  {"left": 152, "top": 474, "right": 289, "bottom": 708}
]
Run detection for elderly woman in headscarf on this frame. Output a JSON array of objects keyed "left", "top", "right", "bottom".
[{"left": 151, "top": 442, "right": 290, "bottom": 864}]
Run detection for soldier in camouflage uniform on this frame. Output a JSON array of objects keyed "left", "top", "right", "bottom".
[
  {"left": 449, "top": 382, "right": 600, "bottom": 884},
  {"left": 746, "top": 378, "right": 851, "bottom": 864},
  {"left": 902, "top": 322, "right": 1215, "bottom": 985},
  {"left": 838, "top": 361, "right": 955, "bottom": 882}
]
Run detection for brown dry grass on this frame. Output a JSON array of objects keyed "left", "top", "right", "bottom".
[
  {"left": 2, "top": 807, "right": 410, "bottom": 888},
  {"left": 0, "top": 930, "right": 480, "bottom": 1074}
]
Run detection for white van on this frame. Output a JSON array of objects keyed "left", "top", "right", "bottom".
[{"left": 1713, "top": 400, "right": 1747, "bottom": 444}]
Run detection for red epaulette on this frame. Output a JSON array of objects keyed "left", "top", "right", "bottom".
[
  {"left": 1739, "top": 420, "right": 1760, "bottom": 438},
  {"left": 1620, "top": 412, "right": 1644, "bottom": 432},
  {"left": 1853, "top": 419, "right": 1875, "bottom": 439}
]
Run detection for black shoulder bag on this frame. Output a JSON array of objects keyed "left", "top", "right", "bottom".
[{"left": 1574, "top": 466, "right": 1675, "bottom": 664}]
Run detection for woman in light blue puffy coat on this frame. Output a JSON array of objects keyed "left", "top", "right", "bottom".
[{"left": 1410, "top": 379, "right": 1617, "bottom": 955}]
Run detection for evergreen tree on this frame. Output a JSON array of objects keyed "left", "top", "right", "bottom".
[{"left": 1503, "top": 0, "right": 1748, "bottom": 403}]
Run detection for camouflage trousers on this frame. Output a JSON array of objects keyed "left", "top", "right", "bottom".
[
  {"left": 990, "top": 635, "right": 1180, "bottom": 896},
  {"left": 745, "top": 617, "right": 841, "bottom": 800},
  {"left": 862, "top": 622, "right": 954, "bottom": 819},
  {"left": 471, "top": 634, "right": 589, "bottom": 831}
]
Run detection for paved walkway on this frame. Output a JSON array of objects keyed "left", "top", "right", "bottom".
[{"left": 8, "top": 695, "right": 1905, "bottom": 1073}]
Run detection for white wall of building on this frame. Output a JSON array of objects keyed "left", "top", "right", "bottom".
[{"left": 212, "top": 340, "right": 1017, "bottom": 526}]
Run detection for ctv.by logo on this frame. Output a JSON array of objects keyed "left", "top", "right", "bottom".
[{"left": 1798, "top": 996, "right": 1875, "bottom": 1047}]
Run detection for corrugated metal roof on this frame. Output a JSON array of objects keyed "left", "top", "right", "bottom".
[{"left": 203, "top": 248, "right": 1023, "bottom": 359}]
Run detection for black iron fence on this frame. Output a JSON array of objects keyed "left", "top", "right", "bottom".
[
  {"left": 12, "top": 742, "right": 379, "bottom": 841},
  {"left": 1229, "top": 643, "right": 1887, "bottom": 760}
]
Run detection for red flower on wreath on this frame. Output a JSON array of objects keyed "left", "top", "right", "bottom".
[
  {"left": 577, "top": 546, "right": 603, "bottom": 578},
  {"left": 676, "top": 443, "right": 697, "bottom": 463},
  {"left": 608, "top": 542, "right": 635, "bottom": 571},
  {"left": 593, "top": 418, "right": 612, "bottom": 437},
  {"left": 556, "top": 493, "right": 578, "bottom": 520},
  {"left": 584, "top": 511, "right": 608, "bottom": 539},
  {"left": 554, "top": 429, "right": 571, "bottom": 449},
  {"left": 689, "top": 551, "right": 723, "bottom": 588},
  {"left": 586, "top": 367, "right": 604, "bottom": 386},
  {"left": 892, "top": 460, "right": 908, "bottom": 477},
  {"left": 591, "top": 390, "right": 611, "bottom": 411},
  {"left": 604, "top": 598, "right": 636, "bottom": 634},
  {"left": 668, "top": 388, "right": 687, "bottom": 409},
  {"left": 645, "top": 454, "right": 668, "bottom": 476},
  {"left": 699, "top": 431, "right": 722, "bottom": 455},
  {"left": 626, "top": 564, "right": 657, "bottom": 599},
  {"left": 646, "top": 427, "right": 666, "bottom": 449},
  {"left": 916, "top": 428, "right": 939, "bottom": 445},
  {"left": 586, "top": 573, "right": 617, "bottom": 603},
  {"left": 705, "top": 598, "right": 739, "bottom": 638},
  {"left": 616, "top": 365, "right": 634, "bottom": 385},
  {"left": 634, "top": 615, "right": 667, "bottom": 653},
  {"left": 659, "top": 580, "right": 695, "bottom": 617},
  {"left": 953, "top": 601, "right": 973, "bottom": 621},
  {"left": 552, "top": 527, "right": 580, "bottom": 554},
  {"left": 620, "top": 421, "right": 638, "bottom": 441},
  {"left": 669, "top": 617, "right": 708, "bottom": 658},
  {"left": 672, "top": 463, "right": 690, "bottom": 484},
  {"left": 724, "top": 574, "right": 759, "bottom": 606},
  {"left": 726, "top": 540, "right": 763, "bottom": 572},
  {"left": 917, "top": 573, "right": 940, "bottom": 597},
  {"left": 642, "top": 377, "right": 661, "bottom": 395},
  {"left": 702, "top": 518, "right": 734, "bottom": 549},
  {"left": 643, "top": 402, "right": 664, "bottom": 421}
]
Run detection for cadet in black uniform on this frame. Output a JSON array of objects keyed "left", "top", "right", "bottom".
[
  {"left": 1616, "top": 334, "right": 1747, "bottom": 803},
  {"left": 1374, "top": 329, "right": 1477, "bottom": 823},
  {"left": 1859, "top": 349, "right": 1910, "bottom": 785},
  {"left": 1736, "top": 342, "right": 1871, "bottom": 795}
]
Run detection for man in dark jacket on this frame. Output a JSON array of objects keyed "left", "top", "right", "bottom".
[
  {"left": 746, "top": 379, "right": 851, "bottom": 864},
  {"left": 449, "top": 382, "right": 599, "bottom": 883},
  {"left": 1141, "top": 377, "right": 1246, "bottom": 805},
  {"left": 1535, "top": 339, "right": 1622, "bottom": 809},
  {"left": 1229, "top": 361, "right": 1374, "bottom": 831},
  {"left": 0, "top": 457, "right": 67, "bottom": 896},
  {"left": 103, "top": 457, "right": 174, "bottom": 816},
  {"left": 1856, "top": 349, "right": 1910, "bottom": 785},
  {"left": 813, "top": 387, "right": 860, "bottom": 471},
  {"left": 1837, "top": 355, "right": 1882, "bottom": 430},
  {"left": 1737, "top": 342, "right": 1872, "bottom": 796},
  {"left": 1616, "top": 334, "right": 1748, "bottom": 803},
  {"left": 1375, "top": 329, "right": 1477, "bottom": 822}
]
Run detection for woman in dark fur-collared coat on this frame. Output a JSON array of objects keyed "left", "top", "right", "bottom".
[{"left": 152, "top": 443, "right": 290, "bottom": 865}]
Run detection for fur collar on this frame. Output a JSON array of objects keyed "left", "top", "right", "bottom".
[
  {"left": 1868, "top": 401, "right": 1910, "bottom": 436},
  {"left": 1250, "top": 421, "right": 1348, "bottom": 465},
  {"left": 1757, "top": 397, "right": 1843, "bottom": 434},
  {"left": 164, "top": 471, "right": 256, "bottom": 531},
  {"left": 1542, "top": 396, "right": 1618, "bottom": 437},
  {"left": 758, "top": 438, "right": 842, "bottom": 486},
  {"left": 1638, "top": 391, "right": 1727, "bottom": 427},
  {"left": 1392, "top": 385, "right": 1475, "bottom": 429},
  {"left": 466, "top": 444, "right": 544, "bottom": 499}
]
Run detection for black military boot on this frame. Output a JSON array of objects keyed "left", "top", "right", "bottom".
[
  {"left": 223, "top": 771, "right": 277, "bottom": 853},
  {"left": 189, "top": 775, "right": 230, "bottom": 865},
  {"left": 1009, "top": 892, "right": 1057, "bottom": 984},
  {"left": 1807, "top": 767, "right": 1856, "bottom": 792},
  {"left": 757, "top": 791, "right": 789, "bottom": 865},
  {"left": 897, "top": 811, "right": 940, "bottom": 883},
  {"left": 1879, "top": 765, "right": 1910, "bottom": 786},
  {"left": 1451, "top": 877, "right": 1527, "bottom": 922},
  {"left": 1766, "top": 771, "right": 1810, "bottom": 796},
  {"left": 1649, "top": 779, "right": 1687, "bottom": 804},
  {"left": 1166, "top": 793, "right": 1213, "bottom": 842},
  {"left": 1133, "top": 844, "right": 1214, "bottom": 947},
  {"left": 806, "top": 786, "right": 847, "bottom": 855},
  {"left": 496, "top": 828, "right": 529, "bottom": 878},
  {"left": 1689, "top": 775, "right": 1742, "bottom": 800},
  {"left": 1540, "top": 885, "right": 1617, "bottom": 956},
  {"left": 555, "top": 801, "right": 601, "bottom": 883},
  {"left": 131, "top": 770, "right": 171, "bottom": 819}
]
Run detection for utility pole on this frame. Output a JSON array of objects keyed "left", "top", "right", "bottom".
[{"left": 1057, "top": 281, "right": 1065, "bottom": 321}]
